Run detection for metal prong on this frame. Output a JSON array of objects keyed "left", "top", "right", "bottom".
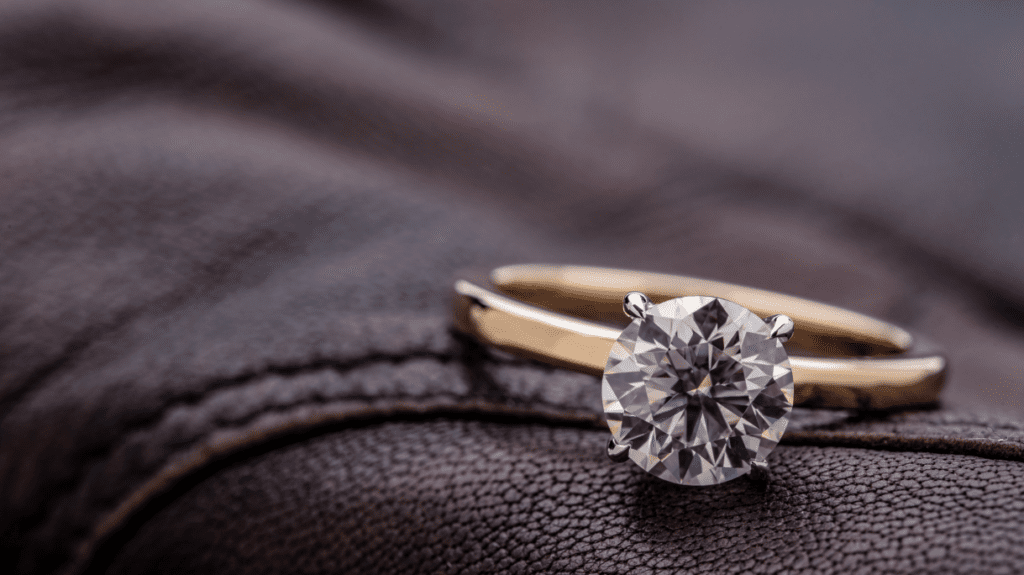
[
  {"left": 765, "top": 314, "right": 795, "bottom": 343},
  {"left": 623, "top": 292, "right": 652, "bottom": 320},
  {"left": 607, "top": 438, "right": 630, "bottom": 463},
  {"left": 749, "top": 460, "right": 770, "bottom": 482}
]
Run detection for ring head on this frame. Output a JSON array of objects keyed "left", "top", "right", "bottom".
[{"left": 601, "top": 296, "right": 794, "bottom": 485}]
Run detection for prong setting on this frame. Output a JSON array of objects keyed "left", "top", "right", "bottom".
[
  {"left": 765, "top": 314, "right": 795, "bottom": 343},
  {"left": 607, "top": 438, "right": 630, "bottom": 463},
  {"left": 749, "top": 460, "right": 770, "bottom": 482},
  {"left": 623, "top": 292, "right": 652, "bottom": 320}
]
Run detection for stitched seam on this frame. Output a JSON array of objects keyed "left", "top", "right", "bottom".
[
  {"left": 65, "top": 400, "right": 1024, "bottom": 575},
  {"left": 17, "top": 351, "right": 460, "bottom": 555},
  {"left": 24, "top": 348, "right": 1024, "bottom": 544},
  {"left": 62, "top": 395, "right": 606, "bottom": 575},
  {"left": 783, "top": 432, "right": 1024, "bottom": 462},
  {"left": 21, "top": 349, "right": 1024, "bottom": 573},
  {"left": 24, "top": 347, "right": 592, "bottom": 567},
  {"left": 52, "top": 406, "right": 1024, "bottom": 574}
]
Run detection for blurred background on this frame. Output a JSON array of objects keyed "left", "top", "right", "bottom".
[{"left": 3, "top": 0, "right": 1024, "bottom": 425}]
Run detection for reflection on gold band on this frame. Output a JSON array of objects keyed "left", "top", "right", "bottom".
[{"left": 452, "top": 265, "right": 946, "bottom": 410}]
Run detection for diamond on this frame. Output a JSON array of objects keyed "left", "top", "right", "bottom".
[{"left": 602, "top": 296, "right": 794, "bottom": 485}]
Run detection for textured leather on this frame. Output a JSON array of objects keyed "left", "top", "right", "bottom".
[
  {"left": 1, "top": 2, "right": 1023, "bottom": 574},
  {"left": 101, "top": 421, "right": 1024, "bottom": 575}
]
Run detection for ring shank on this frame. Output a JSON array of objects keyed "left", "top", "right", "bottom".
[{"left": 453, "top": 265, "right": 946, "bottom": 410}]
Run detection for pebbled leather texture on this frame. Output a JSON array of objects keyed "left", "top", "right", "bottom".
[
  {"left": 101, "top": 420, "right": 1024, "bottom": 575},
  {"left": 1, "top": 2, "right": 1024, "bottom": 574}
]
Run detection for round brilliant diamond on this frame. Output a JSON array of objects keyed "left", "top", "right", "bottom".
[{"left": 601, "top": 296, "right": 794, "bottom": 485}]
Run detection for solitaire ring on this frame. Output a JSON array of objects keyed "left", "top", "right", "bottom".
[{"left": 452, "top": 265, "right": 947, "bottom": 486}]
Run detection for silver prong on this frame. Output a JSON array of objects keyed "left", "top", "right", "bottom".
[
  {"left": 749, "top": 460, "right": 770, "bottom": 482},
  {"left": 607, "top": 438, "right": 630, "bottom": 463},
  {"left": 623, "top": 292, "right": 652, "bottom": 320},
  {"left": 765, "top": 314, "right": 795, "bottom": 343}
]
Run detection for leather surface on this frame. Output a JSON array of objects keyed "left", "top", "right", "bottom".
[
  {"left": 1, "top": 1, "right": 1023, "bottom": 574},
  {"left": 102, "top": 421, "right": 1024, "bottom": 575}
]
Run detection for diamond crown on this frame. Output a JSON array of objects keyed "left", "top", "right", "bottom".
[{"left": 601, "top": 296, "right": 794, "bottom": 485}]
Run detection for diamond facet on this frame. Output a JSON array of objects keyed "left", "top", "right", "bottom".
[{"left": 601, "top": 296, "right": 794, "bottom": 485}]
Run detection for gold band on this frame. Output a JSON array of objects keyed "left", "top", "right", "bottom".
[{"left": 452, "top": 264, "right": 946, "bottom": 410}]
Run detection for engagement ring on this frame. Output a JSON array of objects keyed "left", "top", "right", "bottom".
[{"left": 452, "top": 265, "right": 947, "bottom": 486}]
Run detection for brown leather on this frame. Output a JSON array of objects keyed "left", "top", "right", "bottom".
[
  {"left": 102, "top": 421, "right": 1024, "bottom": 575},
  {"left": 1, "top": 2, "right": 1023, "bottom": 574}
]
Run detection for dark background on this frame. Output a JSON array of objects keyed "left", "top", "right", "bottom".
[{"left": 1, "top": 1, "right": 1023, "bottom": 574}]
